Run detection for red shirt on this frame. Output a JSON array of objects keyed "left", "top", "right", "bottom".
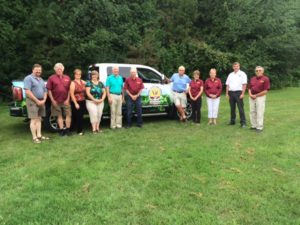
[
  {"left": 204, "top": 78, "right": 222, "bottom": 97},
  {"left": 190, "top": 79, "right": 203, "bottom": 98},
  {"left": 46, "top": 74, "right": 71, "bottom": 103},
  {"left": 74, "top": 80, "right": 86, "bottom": 102},
  {"left": 249, "top": 75, "right": 270, "bottom": 94},
  {"left": 124, "top": 77, "right": 144, "bottom": 95}
]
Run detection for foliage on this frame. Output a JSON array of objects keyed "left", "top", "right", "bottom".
[{"left": 0, "top": 0, "right": 299, "bottom": 89}]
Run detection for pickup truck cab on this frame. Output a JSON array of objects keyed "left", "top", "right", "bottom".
[{"left": 10, "top": 63, "right": 192, "bottom": 131}]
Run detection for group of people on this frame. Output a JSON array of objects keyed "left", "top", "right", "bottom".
[
  {"left": 24, "top": 63, "right": 144, "bottom": 143},
  {"left": 23, "top": 61, "right": 270, "bottom": 143},
  {"left": 170, "top": 62, "right": 270, "bottom": 133}
]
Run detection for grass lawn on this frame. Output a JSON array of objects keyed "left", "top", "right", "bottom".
[{"left": 0, "top": 87, "right": 299, "bottom": 225}]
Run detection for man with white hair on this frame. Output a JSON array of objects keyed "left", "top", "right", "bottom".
[
  {"left": 46, "top": 63, "right": 72, "bottom": 136},
  {"left": 170, "top": 65, "right": 191, "bottom": 122},
  {"left": 124, "top": 67, "right": 144, "bottom": 128},
  {"left": 106, "top": 66, "right": 124, "bottom": 129},
  {"left": 248, "top": 66, "right": 270, "bottom": 133}
]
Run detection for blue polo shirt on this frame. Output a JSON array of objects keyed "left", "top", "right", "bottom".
[
  {"left": 106, "top": 74, "right": 123, "bottom": 94},
  {"left": 24, "top": 74, "right": 47, "bottom": 99},
  {"left": 170, "top": 73, "right": 191, "bottom": 92}
]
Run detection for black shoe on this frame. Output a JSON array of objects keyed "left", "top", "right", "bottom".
[
  {"left": 59, "top": 129, "right": 65, "bottom": 136},
  {"left": 256, "top": 129, "right": 263, "bottom": 133},
  {"left": 250, "top": 127, "right": 256, "bottom": 130},
  {"left": 227, "top": 122, "right": 235, "bottom": 125},
  {"left": 125, "top": 125, "right": 131, "bottom": 129},
  {"left": 65, "top": 128, "right": 72, "bottom": 136},
  {"left": 137, "top": 124, "right": 143, "bottom": 128}
]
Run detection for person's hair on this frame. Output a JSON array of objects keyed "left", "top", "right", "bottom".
[
  {"left": 54, "top": 62, "right": 64, "bottom": 70},
  {"left": 32, "top": 64, "right": 42, "bottom": 70},
  {"left": 233, "top": 62, "right": 240, "bottom": 66},
  {"left": 193, "top": 70, "right": 200, "bottom": 76},
  {"left": 74, "top": 69, "right": 82, "bottom": 75},
  {"left": 90, "top": 70, "right": 99, "bottom": 79},
  {"left": 210, "top": 68, "right": 217, "bottom": 73},
  {"left": 130, "top": 67, "right": 137, "bottom": 73},
  {"left": 255, "top": 66, "right": 264, "bottom": 71},
  {"left": 178, "top": 65, "right": 185, "bottom": 71}
]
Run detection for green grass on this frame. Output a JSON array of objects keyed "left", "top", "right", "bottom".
[{"left": 0, "top": 88, "right": 299, "bottom": 225}]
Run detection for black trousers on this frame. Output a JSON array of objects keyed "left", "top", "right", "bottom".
[
  {"left": 191, "top": 97, "right": 202, "bottom": 123},
  {"left": 229, "top": 91, "right": 246, "bottom": 125},
  {"left": 71, "top": 100, "right": 86, "bottom": 133}
]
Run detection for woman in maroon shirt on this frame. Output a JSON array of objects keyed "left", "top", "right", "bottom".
[
  {"left": 70, "top": 69, "right": 86, "bottom": 135},
  {"left": 204, "top": 68, "right": 222, "bottom": 125},
  {"left": 188, "top": 70, "right": 203, "bottom": 123}
]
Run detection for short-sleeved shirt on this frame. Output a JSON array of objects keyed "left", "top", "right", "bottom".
[
  {"left": 124, "top": 77, "right": 144, "bottom": 95},
  {"left": 73, "top": 80, "right": 86, "bottom": 102},
  {"left": 226, "top": 70, "right": 247, "bottom": 91},
  {"left": 86, "top": 81, "right": 105, "bottom": 99},
  {"left": 170, "top": 73, "right": 191, "bottom": 92},
  {"left": 46, "top": 74, "right": 71, "bottom": 104},
  {"left": 249, "top": 75, "right": 270, "bottom": 94},
  {"left": 24, "top": 74, "right": 47, "bottom": 99},
  {"left": 204, "top": 78, "right": 222, "bottom": 97},
  {"left": 190, "top": 79, "right": 203, "bottom": 98},
  {"left": 106, "top": 74, "right": 123, "bottom": 94}
]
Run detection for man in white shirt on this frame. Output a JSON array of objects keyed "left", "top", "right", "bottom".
[{"left": 226, "top": 62, "right": 247, "bottom": 127}]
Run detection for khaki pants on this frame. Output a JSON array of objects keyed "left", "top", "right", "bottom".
[
  {"left": 249, "top": 95, "right": 266, "bottom": 130},
  {"left": 110, "top": 94, "right": 122, "bottom": 128},
  {"left": 86, "top": 100, "right": 104, "bottom": 124}
]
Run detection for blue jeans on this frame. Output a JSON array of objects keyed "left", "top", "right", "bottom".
[{"left": 126, "top": 95, "right": 142, "bottom": 126}]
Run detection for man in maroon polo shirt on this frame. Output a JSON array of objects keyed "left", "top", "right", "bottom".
[
  {"left": 46, "top": 63, "right": 72, "bottom": 136},
  {"left": 124, "top": 67, "right": 144, "bottom": 128},
  {"left": 248, "top": 66, "right": 270, "bottom": 133}
]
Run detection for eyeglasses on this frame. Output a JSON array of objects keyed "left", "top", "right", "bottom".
[{"left": 255, "top": 70, "right": 263, "bottom": 72}]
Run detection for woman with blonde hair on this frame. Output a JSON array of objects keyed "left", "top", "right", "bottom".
[
  {"left": 85, "top": 70, "right": 106, "bottom": 133},
  {"left": 204, "top": 68, "right": 222, "bottom": 125}
]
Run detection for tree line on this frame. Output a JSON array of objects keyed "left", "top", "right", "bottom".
[{"left": 1, "top": 0, "right": 299, "bottom": 97}]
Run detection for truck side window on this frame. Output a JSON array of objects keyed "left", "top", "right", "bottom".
[
  {"left": 137, "top": 68, "right": 162, "bottom": 83},
  {"left": 107, "top": 67, "right": 130, "bottom": 81}
]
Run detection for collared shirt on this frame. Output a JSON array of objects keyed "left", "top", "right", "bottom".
[
  {"left": 46, "top": 74, "right": 71, "bottom": 103},
  {"left": 124, "top": 76, "right": 144, "bottom": 95},
  {"left": 170, "top": 73, "right": 191, "bottom": 92},
  {"left": 24, "top": 74, "right": 47, "bottom": 99},
  {"left": 226, "top": 70, "right": 247, "bottom": 91},
  {"left": 106, "top": 74, "right": 123, "bottom": 94},
  {"left": 204, "top": 78, "right": 222, "bottom": 97},
  {"left": 249, "top": 75, "right": 270, "bottom": 94},
  {"left": 190, "top": 79, "right": 203, "bottom": 97},
  {"left": 86, "top": 81, "right": 105, "bottom": 99}
]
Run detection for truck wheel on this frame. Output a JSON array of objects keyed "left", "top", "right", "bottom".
[{"left": 43, "top": 107, "right": 59, "bottom": 132}]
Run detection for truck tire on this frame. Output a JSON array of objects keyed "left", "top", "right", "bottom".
[{"left": 43, "top": 106, "right": 59, "bottom": 132}]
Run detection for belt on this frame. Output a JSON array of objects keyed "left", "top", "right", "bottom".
[
  {"left": 229, "top": 90, "right": 242, "bottom": 92},
  {"left": 111, "top": 93, "right": 121, "bottom": 95},
  {"left": 173, "top": 90, "right": 185, "bottom": 93}
]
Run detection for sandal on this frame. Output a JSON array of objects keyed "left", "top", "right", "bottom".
[
  {"left": 33, "top": 138, "right": 41, "bottom": 144},
  {"left": 38, "top": 136, "right": 50, "bottom": 140}
]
